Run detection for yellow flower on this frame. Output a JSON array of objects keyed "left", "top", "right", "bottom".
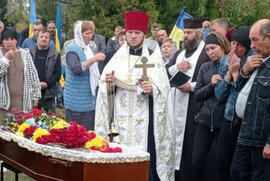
[
  {"left": 50, "top": 119, "right": 67, "bottom": 129},
  {"left": 15, "top": 131, "right": 25, "bottom": 137},
  {"left": 58, "top": 119, "right": 67, "bottom": 125},
  {"left": 18, "top": 123, "right": 31, "bottom": 132},
  {"left": 85, "top": 141, "right": 92, "bottom": 148},
  {"left": 33, "top": 128, "right": 50, "bottom": 141},
  {"left": 51, "top": 123, "right": 64, "bottom": 129},
  {"left": 85, "top": 136, "right": 103, "bottom": 148}
]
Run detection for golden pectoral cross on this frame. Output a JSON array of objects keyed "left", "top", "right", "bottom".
[{"left": 135, "top": 57, "right": 155, "bottom": 81}]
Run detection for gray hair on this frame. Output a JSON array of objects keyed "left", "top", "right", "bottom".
[
  {"left": 195, "top": 28, "right": 203, "bottom": 40},
  {"left": 36, "top": 15, "right": 42, "bottom": 20},
  {"left": 260, "top": 21, "right": 270, "bottom": 39},
  {"left": 116, "top": 25, "right": 123, "bottom": 29},
  {"left": 151, "top": 23, "right": 161, "bottom": 29},
  {"left": 211, "top": 18, "right": 228, "bottom": 30}
]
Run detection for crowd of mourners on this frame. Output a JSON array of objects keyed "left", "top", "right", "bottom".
[{"left": 0, "top": 11, "right": 269, "bottom": 181}]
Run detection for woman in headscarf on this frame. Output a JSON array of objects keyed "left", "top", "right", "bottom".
[
  {"left": 161, "top": 38, "right": 177, "bottom": 66},
  {"left": 0, "top": 28, "right": 41, "bottom": 123},
  {"left": 64, "top": 21, "right": 106, "bottom": 131}
]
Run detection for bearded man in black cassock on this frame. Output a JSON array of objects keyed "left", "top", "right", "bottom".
[{"left": 167, "top": 18, "right": 219, "bottom": 181}]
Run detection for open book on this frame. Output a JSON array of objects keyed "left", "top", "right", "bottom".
[{"left": 169, "top": 71, "right": 191, "bottom": 87}]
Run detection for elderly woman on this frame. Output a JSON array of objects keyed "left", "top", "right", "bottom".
[
  {"left": 161, "top": 38, "right": 177, "bottom": 66},
  {"left": 193, "top": 32, "right": 230, "bottom": 180},
  {"left": 0, "top": 28, "right": 41, "bottom": 123},
  {"left": 64, "top": 21, "right": 105, "bottom": 131}
]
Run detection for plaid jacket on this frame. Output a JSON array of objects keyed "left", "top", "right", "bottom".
[{"left": 0, "top": 48, "right": 41, "bottom": 112}]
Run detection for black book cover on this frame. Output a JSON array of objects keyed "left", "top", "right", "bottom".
[{"left": 169, "top": 71, "right": 191, "bottom": 87}]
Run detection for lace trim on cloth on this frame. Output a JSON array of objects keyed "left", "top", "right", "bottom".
[{"left": 0, "top": 130, "right": 150, "bottom": 163}]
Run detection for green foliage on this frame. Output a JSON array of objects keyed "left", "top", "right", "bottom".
[
  {"left": 2, "top": 0, "right": 270, "bottom": 40},
  {"left": 65, "top": 0, "right": 157, "bottom": 40},
  {"left": 0, "top": 0, "right": 8, "bottom": 25},
  {"left": 219, "top": 0, "right": 270, "bottom": 28},
  {"left": 36, "top": 0, "right": 58, "bottom": 25},
  {"left": 5, "top": 0, "right": 29, "bottom": 30},
  {"left": 155, "top": 0, "right": 182, "bottom": 33}
]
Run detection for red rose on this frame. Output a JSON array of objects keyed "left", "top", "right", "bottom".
[
  {"left": 24, "top": 126, "right": 37, "bottom": 137},
  {"left": 24, "top": 113, "right": 34, "bottom": 120},
  {"left": 32, "top": 108, "right": 42, "bottom": 116},
  {"left": 17, "top": 120, "right": 23, "bottom": 125},
  {"left": 36, "top": 135, "right": 50, "bottom": 144},
  {"left": 90, "top": 146, "right": 98, "bottom": 150},
  {"left": 87, "top": 132, "right": 96, "bottom": 140},
  {"left": 50, "top": 129, "right": 62, "bottom": 135},
  {"left": 17, "top": 115, "right": 22, "bottom": 119}
]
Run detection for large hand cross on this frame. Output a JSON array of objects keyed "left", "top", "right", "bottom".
[{"left": 135, "top": 57, "right": 155, "bottom": 81}]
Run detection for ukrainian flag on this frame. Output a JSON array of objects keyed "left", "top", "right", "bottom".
[
  {"left": 169, "top": 9, "right": 192, "bottom": 49},
  {"left": 55, "top": 1, "right": 62, "bottom": 52},
  {"left": 29, "top": 0, "right": 36, "bottom": 37},
  {"left": 56, "top": 1, "right": 65, "bottom": 87}
]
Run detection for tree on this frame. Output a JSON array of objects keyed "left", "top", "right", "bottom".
[
  {"left": 64, "top": 0, "right": 157, "bottom": 40},
  {"left": 218, "top": 0, "right": 270, "bottom": 28},
  {"left": 36, "top": 0, "right": 58, "bottom": 25},
  {"left": 5, "top": 0, "right": 29, "bottom": 31},
  {"left": 0, "top": 0, "right": 8, "bottom": 25}
]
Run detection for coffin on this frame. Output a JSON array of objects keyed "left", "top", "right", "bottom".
[{"left": 0, "top": 130, "right": 149, "bottom": 181}]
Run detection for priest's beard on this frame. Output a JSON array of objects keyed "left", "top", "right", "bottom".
[{"left": 184, "top": 38, "right": 200, "bottom": 52}]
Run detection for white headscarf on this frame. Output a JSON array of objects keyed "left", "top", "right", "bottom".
[{"left": 74, "top": 21, "right": 100, "bottom": 96}]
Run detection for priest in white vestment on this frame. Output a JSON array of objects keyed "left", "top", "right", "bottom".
[
  {"left": 166, "top": 18, "right": 211, "bottom": 180},
  {"left": 95, "top": 11, "right": 175, "bottom": 181}
]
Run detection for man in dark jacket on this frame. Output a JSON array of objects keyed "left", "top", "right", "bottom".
[
  {"left": 231, "top": 19, "right": 270, "bottom": 181},
  {"left": 30, "top": 29, "right": 61, "bottom": 111},
  {"left": 89, "top": 20, "right": 106, "bottom": 53}
]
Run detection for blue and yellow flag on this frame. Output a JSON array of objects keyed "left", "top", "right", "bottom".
[
  {"left": 55, "top": 1, "right": 62, "bottom": 52},
  {"left": 29, "top": 0, "right": 36, "bottom": 37},
  {"left": 55, "top": 1, "right": 65, "bottom": 87},
  {"left": 169, "top": 9, "right": 192, "bottom": 49}
]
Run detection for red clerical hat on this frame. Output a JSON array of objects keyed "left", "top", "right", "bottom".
[{"left": 125, "top": 11, "right": 149, "bottom": 34}]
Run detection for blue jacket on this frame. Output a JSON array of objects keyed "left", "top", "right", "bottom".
[
  {"left": 236, "top": 56, "right": 270, "bottom": 147},
  {"left": 215, "top": 49, "right": 255, "bottom": 121},
  {"left": 22, "top": 37, "right": 56, "bottom": 50}
]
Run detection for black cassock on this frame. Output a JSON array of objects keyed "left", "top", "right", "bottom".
[{"left": 147, "top": 96, "right": 160, "bottom": 181}]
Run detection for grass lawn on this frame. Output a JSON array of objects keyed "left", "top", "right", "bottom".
[{"left": 0, "top": 169, "right": 34, "bottom": 181}]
